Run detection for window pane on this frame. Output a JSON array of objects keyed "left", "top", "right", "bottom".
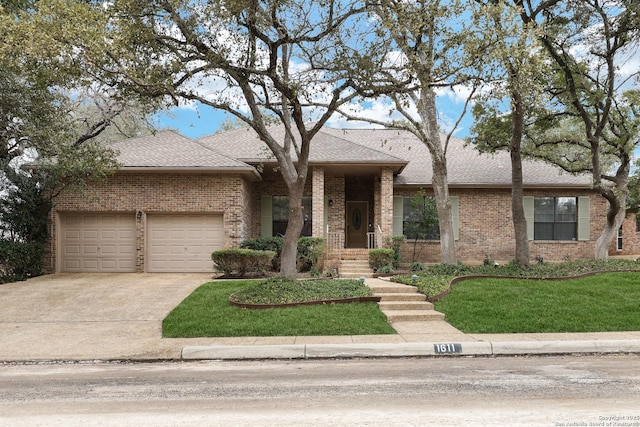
[
  {"left": 402, "top": 196, "right": 439, "bottom": 240},
  {"left": 555, "top": 197, "right": 576, "bottom": 222},
  {"left": 272, "top": 196, "right": 288, "bottom": 221},
  {"left": 272, "top": 195, "right": 312, "bottom": 237},
  {"left": 301, "top": 196, "right": 312, "bottom": 237},
  {"left": 534, "top": 198, "right": 554, "bottom": 222},
  {"left": 273, "top": 221, "right": 287, "bottom": 237},
  {"left": 555, "top": 222, "right": 576, "bottom": 240},
  {"left": 534, "top": 222, "right": 554, "bottom": 240}
]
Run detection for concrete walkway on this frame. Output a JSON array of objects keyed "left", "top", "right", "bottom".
[{"left": 1, "top": 274, "right": 640, "bottom": 362}]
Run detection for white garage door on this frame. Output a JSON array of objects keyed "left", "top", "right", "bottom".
[
  {"left": 60, "top": 213, "right": 136, "bottom": 272},
  {"left": 147, "top": 214, "right": 224, "bottom": 273}
]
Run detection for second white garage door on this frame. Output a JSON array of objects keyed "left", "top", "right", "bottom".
[{"left": 147, "top": 214, "right": 224, "bottom": 273}]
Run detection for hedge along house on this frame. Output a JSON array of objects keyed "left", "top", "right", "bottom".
[{"left": 47, "top": 125, "right": 638, "bottom": 274}]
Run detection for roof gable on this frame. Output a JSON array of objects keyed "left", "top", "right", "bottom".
[
  {"left": 196, "top": 126, "right": 408, "bottom": 170},
  {"left": 108, "top": 130, "right": 257, "bottom": 174}
]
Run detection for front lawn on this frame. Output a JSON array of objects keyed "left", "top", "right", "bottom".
[
  {"left": 433, "top": 272, "right": 640, "bottom": 333},
  {"left": 163, "top": 279, "right": 396, "bottom": 338},
  {"left": 394, "top": 259, "right": 640, "bottom": 299}
]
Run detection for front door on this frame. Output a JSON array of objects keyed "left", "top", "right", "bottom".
[{"left": 346, "top": 201, "right": 368, "bottom": 248}]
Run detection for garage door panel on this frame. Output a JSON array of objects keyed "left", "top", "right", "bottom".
[
  {"left": 60, "top": 213, "right": 136, "bottom": 273},
  {"left": 82, "top": 230, "right": 99, "bottom": 240},
  {"left": 82, "top": 245, "right": 99, "bottom": 255},
  {"left": 147, "top": 214, "right": 223, "bottom": 273}
]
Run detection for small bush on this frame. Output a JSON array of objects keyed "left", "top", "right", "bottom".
[
  {"left": 369, "top": 248, "right": 394, "bottom": 271},
  {"left": 240, "top": 237, "right": 283, "bottom": 270},
  {"left": 297, "top": 237, "right": 324, "bottom": 272},
  {"left": 384, "top": 235, "right": 405, "bottom": 268},
  {"left": 212, "top": 249, "right": 275, "bottom": 277},
  {"left": 0, "top": 240, "right": 45, "bottom": 283},
  {"left": 376, "top": 265, "right": 394, "bottom": 274},
  {"left": 410, "top": 262, "right": 426, "bottom": 272},
  {"left": 240, "top": 236, "right": 324, "bottom": 272}
]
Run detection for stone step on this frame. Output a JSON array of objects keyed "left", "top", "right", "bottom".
[
  {"left": 384, "top": 310, "right": 446, "bottom": 322},
  {"left": 368, "top": 285, "right": 419, "bottom": 294},
  {"left": 341, "top": 273, "right": 375, "bottom": 279},
  {"left": 340, "top": 264, "right": 372, "bottom": 271},
  {"left": 378, "top": 301, "right": 434, "bottom": 311},
  {"left": 376, "top": 293, "right": 426, "bottom": 302},
  {"left": 340, "top": 261, "right": 370, "bottom": 267}
]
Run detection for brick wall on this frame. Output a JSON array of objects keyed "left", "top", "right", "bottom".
[
  {"left": 394, "top": 187, "right": 607, "bottom": 264},
  {"left": 609, "top": 211, "right": 640, "bottom": 256},
  {"left": 49, "top": 172, "right": 251, "bottom": 272}
]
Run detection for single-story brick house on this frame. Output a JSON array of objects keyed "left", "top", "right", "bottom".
[{"left": 46, "top": 125, "right": 639, "bottom": 273}]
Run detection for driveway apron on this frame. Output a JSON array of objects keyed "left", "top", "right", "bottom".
[{"left": 0, "top": 273, "right": 212, "bottom": 361}]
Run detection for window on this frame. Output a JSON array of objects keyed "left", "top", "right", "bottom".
[
  {"left": 617, "top": 227, "right": 623, "bottom": 251},
  {"left": 636, "top": 215, "right": 640, "bottom": 232},
  {"left": 272, "top": 196, "right": 312, "bottom": 237},
  {"left": 534, "top": 197, "right": 577, "bottom": 240},
  {"left": 402, "top": 196, "right": 440, "bottom": 240}
]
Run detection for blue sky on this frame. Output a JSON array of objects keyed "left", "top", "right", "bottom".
[
  {"left": 154, "top": 106, "right": 230, "bottom": 138},
  {"left": 154, "top": 96, "right": 476, "bottom": 140}
]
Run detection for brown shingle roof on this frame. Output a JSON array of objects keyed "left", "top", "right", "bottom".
[
  {"left": 196, "top": 125, "right": 407, "bottom": 170},
  {"left": 108, "top": 130, "right": 257, "bottom": 173},
  {"left": 111, "top": 126, "right": 591, "bottom": 188},
  {"left": 322, "top": 128, "right": 592, "bottom": 187}
]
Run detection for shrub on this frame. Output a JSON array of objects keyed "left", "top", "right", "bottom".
[
  {"left": 384, "top": 235, "right": 405, "bottom": 268},
  {"left": 410, "top": 261, "right": 426, "bottom": 272},
  {"left": 211, "top": 249, "right": 275, "bottom": 277},
  {"left": 369, "top": 248, "right": 394, "bottom": 271},
  {"left": 0, "top": 240, "right": 44, "bottom": 283},
  {"left": 240, "top": 236, "right": 324, "bottom": 272},
  {"left": 240, "top": 237, "right": 283, "bottom": 270},
  {"left": 376, "top": 264, "right": 394, "bottom": 274},
  {"left": 297, "top": 237, "right": 324, "bottom": 272}
]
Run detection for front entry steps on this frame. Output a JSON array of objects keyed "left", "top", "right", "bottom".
[
  {"left": 327, "top": 248, "right": 374, "bottom": 278},
  {"left": 367, "top": 279, "right": 445, "bottom": 323},
  {"left": 339, "top": 259, "right": 374, "bottom": 278}
]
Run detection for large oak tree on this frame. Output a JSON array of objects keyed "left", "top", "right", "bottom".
[{"left": 71, "top": 0, "right": 379, "bottom": 278}]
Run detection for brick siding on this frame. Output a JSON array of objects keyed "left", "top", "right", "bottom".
[
  {"left": 50, "top": 167, "right": 630, "bottom": 273},
  {"left": 49, "top": 172, "right": 251, "bottom": 273},
  {"left": 609, "top": 211, "right": 640, "bottom": 257},
  {"left": 394, "top": 187, "right": 608, "bottom": 264}
]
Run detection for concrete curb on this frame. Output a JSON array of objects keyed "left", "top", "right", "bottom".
[{"left": 181, "top": 339, "right": 640, "bottom": 360}]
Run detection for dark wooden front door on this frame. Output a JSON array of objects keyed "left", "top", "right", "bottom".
[{"left": 346, "top": 201, "right": 368, "bottom": 248}]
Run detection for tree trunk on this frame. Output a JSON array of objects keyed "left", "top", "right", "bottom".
[
  {"left": 280, "top": 182, "right": 305, "bottom": 278},
  {"left": 418, "top": 88, "right": 457, "bottom": 265},
  {"left": 431, "top": 152, "right": 456, "bottom": 265},
  {"left": 594, "top": 185, "right": 628, "bottom": 260},
  {"left": 509, "top": 88, "right": 529, "bottom": 266},
  {"left": 594, "top": 207, "right": 624, "bottom": 259}
]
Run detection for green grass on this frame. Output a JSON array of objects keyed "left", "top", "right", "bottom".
[
  {"left": 163, "top": 280, "right": 396, "bottom": 338},
  {"left": 433, "top": 272, "right": 640, "bottom": 333},
  {"left": 393, "top": 259, "right": 640, "bottom": 298}
]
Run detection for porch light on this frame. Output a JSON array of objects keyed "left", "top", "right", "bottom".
[{"left": 328, "top": 199, "right": 334, "bottom": 207}]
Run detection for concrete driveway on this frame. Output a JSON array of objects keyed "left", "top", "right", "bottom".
[{"left": 0, "top": 273, "right": 213, "bottom": 361}]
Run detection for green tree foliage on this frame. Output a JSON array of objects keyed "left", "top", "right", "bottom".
[
  {"left": 0, "top": 1, "right": 153, "bottom": 280},
  {"left": 528, "top": 0, "right": 640, "bottom": 259},
  {"left": 469, "top": 0, "right": 640, "bottom": 260}
]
